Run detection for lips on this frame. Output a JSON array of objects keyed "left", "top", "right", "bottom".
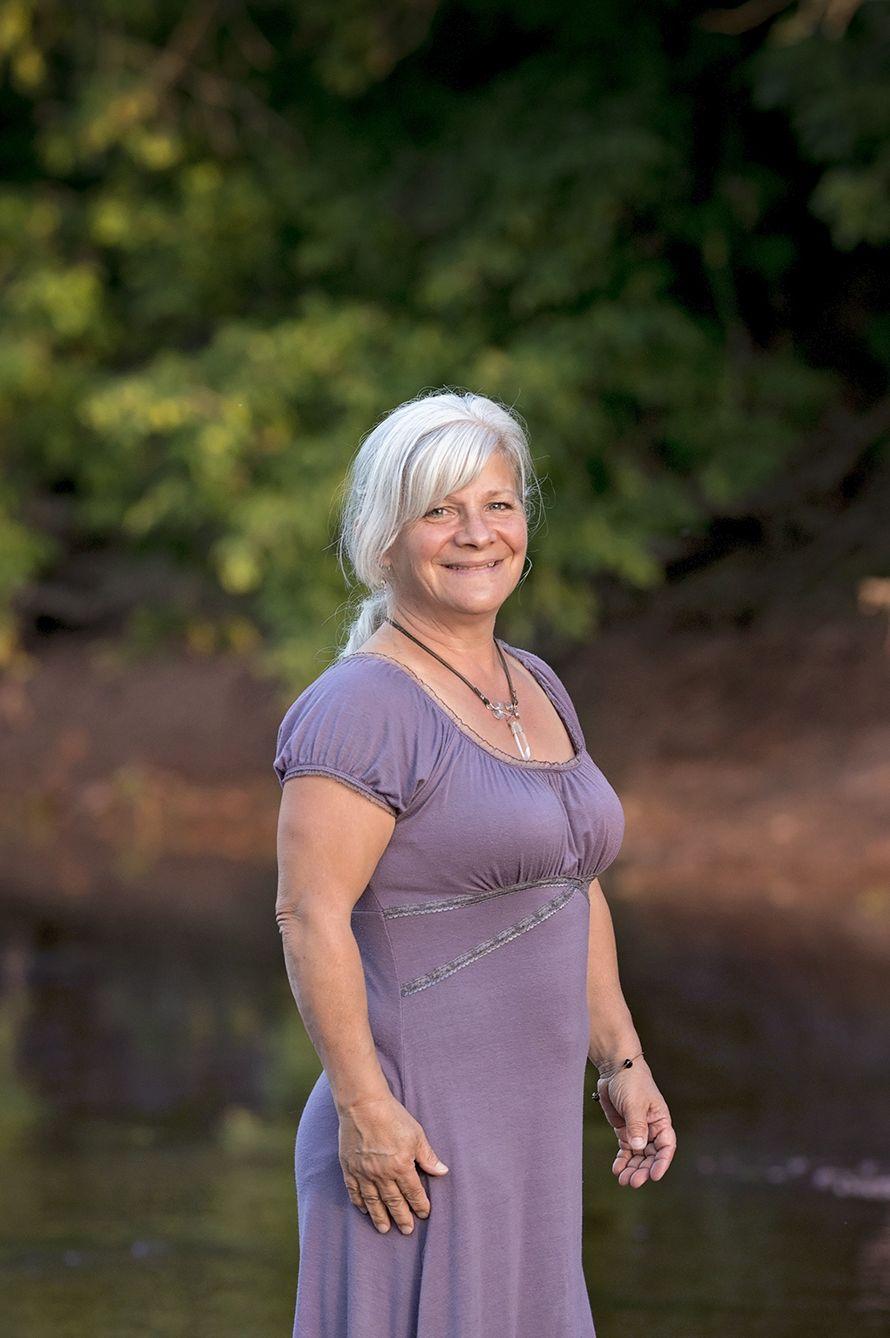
[{"left": 442, "top": 559, "right": 504, "bottom": 571}]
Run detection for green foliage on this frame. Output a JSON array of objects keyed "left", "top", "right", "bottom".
[
  {"left": 750, "top": 3, "right": 890, "bottom": 247},
  {"left": 0, "top": 1, "right": 883, "bottom": 684}
]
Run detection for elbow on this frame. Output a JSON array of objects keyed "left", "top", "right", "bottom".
[
  {"left": 275, "top": 892, "right": 307, "bottom": 937},
  {"left": 274, "top": 892, "right": 350, "bottom": 939},
  {"left": 275, "top": 880, "right": 303, "bottom": 934},
  {"left": 275, "top": 903, "right": 297, "bottom": 937}
]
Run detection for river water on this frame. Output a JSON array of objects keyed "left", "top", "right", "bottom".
[{"left": 0, "top": 891, "right": 887, "bottom": 1336}]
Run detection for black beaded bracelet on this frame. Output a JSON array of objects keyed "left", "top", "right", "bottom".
[{"left": 591, "top": 1052, "right": 643, "bottom": 1100}]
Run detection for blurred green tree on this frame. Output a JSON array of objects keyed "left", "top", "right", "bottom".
[{"left": 0, "top": 0, "right": 885, "bottom": 682}]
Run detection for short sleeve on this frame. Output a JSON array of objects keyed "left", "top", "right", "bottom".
[{"left": 272, "top": 658, "right": 434, "bottom": 817}]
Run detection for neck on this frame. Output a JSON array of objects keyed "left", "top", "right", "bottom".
[{"left": 384, "top": 609, "right": 501, "bottom": 671}]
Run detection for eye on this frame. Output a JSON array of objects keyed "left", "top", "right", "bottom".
[{"left": 423, "top": 500, "right": 515, "bottom": 519}]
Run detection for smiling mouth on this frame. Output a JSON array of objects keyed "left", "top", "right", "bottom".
[{"left": 442, "top": 559, "right": 504, "bottom": 571}]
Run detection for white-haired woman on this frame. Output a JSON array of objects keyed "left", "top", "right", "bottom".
[{"left": 274, "top": 389, "right": 676, "bottom": 1337}]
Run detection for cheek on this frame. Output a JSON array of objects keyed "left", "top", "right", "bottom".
[{"left": 398, "top": 540, "right": 439, "bottom": 576}]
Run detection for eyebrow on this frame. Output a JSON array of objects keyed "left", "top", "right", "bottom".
[{"left": 442, "top": 487, "right": 518, "bottom": 501}]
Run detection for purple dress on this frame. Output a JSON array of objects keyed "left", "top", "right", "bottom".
[{"left": 273, "top": 642, "right": 625, "bottom": 1337}]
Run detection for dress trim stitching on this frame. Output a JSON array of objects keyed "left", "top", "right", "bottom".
[
  {"left": 278, "top": 764, "right": 398, "bottom": 816},
  {"left": 383, "top": 873, "right": 593, "bottom": 918},
  {"left": 399, "top": 884, "right": 581, "bottom": 997},
  {"left": 343, "top": 644, "right": 584, "bottom": 771}
]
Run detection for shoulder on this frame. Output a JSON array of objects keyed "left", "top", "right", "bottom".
[
  {"left": 272, "top": 653, "right": 450, "bottom": 813},
  {"left": 275, "top": 654, "right": 439, "bottom": 756},
  {"left": 277, "top": 653, "right": 437, "bottom": 731}
]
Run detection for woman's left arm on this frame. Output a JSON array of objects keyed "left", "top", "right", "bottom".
[{"left": 586, "top": 877, "right": 677, "bottom": 1188}]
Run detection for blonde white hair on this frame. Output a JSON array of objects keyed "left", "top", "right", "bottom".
[{"left": 334, "top": 388, "right": 543, "bottom": 658}]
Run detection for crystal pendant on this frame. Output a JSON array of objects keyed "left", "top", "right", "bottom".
[
  {"left": 509, "top": 718, "right": 532, "bottom": 760},
  {"left": 488, "top": 698, "right": 531, "bottom": 759}
]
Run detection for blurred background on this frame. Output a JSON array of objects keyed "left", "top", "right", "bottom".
[{"left": 0, "top": 1, "right": 888, "bottom": 1334}]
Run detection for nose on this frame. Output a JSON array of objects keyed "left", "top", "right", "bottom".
[{"left": 453, "top": 508, "right": 498, "bottom": 545}]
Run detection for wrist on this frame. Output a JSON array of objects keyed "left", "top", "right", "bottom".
[
  {"left": 332, "top": 1080, "right": 392, "bottom": 1117},
  {"left": 593, "top": 1049, "right": 647, "bottom": 1082},
  {"left": 588, "top": 1020, "right": 642, "bottom": 1071}
]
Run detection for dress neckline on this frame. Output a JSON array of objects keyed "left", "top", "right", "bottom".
[{"left": 343, "top": 641, "right": 585, "bottom": 772}]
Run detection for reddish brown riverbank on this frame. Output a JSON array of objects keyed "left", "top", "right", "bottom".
[{"left": 1, "top": 599, "right": 886, "bottom": 958}]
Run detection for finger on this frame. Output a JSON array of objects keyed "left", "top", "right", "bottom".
[
  {"left": 624, "top": 1165, "right": 651, "bottom": 1189},
  {"left": 612, "top": 1135, "right": 640, "bottom": 1164},
  {"left": 396, "top": 1173, "right": 431, "bottom": 1220},
  {"left": 358, "top": 1179, "right": 391, "bottom": 1233},
  {"left": 612, "top": 1145, "right": 636, "bottom": 1174},
  {"left": 618, "top": 1150, "right": 645, "bottom": 1193},
  {"left": 618, "top": 1155, "right": 650, "bottom": 1188},
  {"left": 624, "top": 1136, "right": 672, "bottom": 1187},
  {"left": 378, "top": 1178, "right": 417, "bottom": 1234},
  {"left": 649, "top": 1126, "right": 678, "bottom": 1180},
  {"left": 344, "top": 1174, "right": 369, "bottom": 1213}
]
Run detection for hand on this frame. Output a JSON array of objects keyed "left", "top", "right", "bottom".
[
  {"left": 594, "top": 1059, "right": 677, "bottom": 1188},
  {"left": 338, "top": 1092, "right": 450, "bottom": 1234}
]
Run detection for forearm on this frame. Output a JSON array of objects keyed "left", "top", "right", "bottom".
[
  {"left": 586, "top": 879, "right": 642, "bottom": 1066},
  {"left": 277, "top": 907, "right": 391, "bottom": 1115}
]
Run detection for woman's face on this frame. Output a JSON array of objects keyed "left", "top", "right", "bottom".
[{"left": 383, "top": 451, "right": 527, "bottom": 623}]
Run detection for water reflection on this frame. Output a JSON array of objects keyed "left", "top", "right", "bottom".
[
  {"left": 2, "top": 916, "right": 302, "bottom": 1133},
  {"left": 0, "top": 894, "right": 887, "bottom": 1336}
]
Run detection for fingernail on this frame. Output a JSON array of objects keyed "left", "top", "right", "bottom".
[
  {"left": 435, "top": 1161, "right": 448, "bottom": 1171},
  {"left": 631, "top": 1137, "right": 646, "bottom": 1150}
]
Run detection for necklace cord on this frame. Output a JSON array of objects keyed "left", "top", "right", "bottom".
[{"left": 383, "top": 617, "right": 532, "bottom": 758}]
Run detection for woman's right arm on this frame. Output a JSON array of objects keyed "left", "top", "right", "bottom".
[
  {"left": 275, "top": 773, "right": 450, "bottom": 1234},
  {"left": 276, "top": 772, "right": 396, "bottom": 1112}
]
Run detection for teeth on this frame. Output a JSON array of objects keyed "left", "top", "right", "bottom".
[{"left": 447, "top": 560, "right": 498, "bottom": 569}]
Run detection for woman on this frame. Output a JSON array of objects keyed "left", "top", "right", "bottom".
[{"left": 273, "top": 389, "right": 676, "bottom": 1336}]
